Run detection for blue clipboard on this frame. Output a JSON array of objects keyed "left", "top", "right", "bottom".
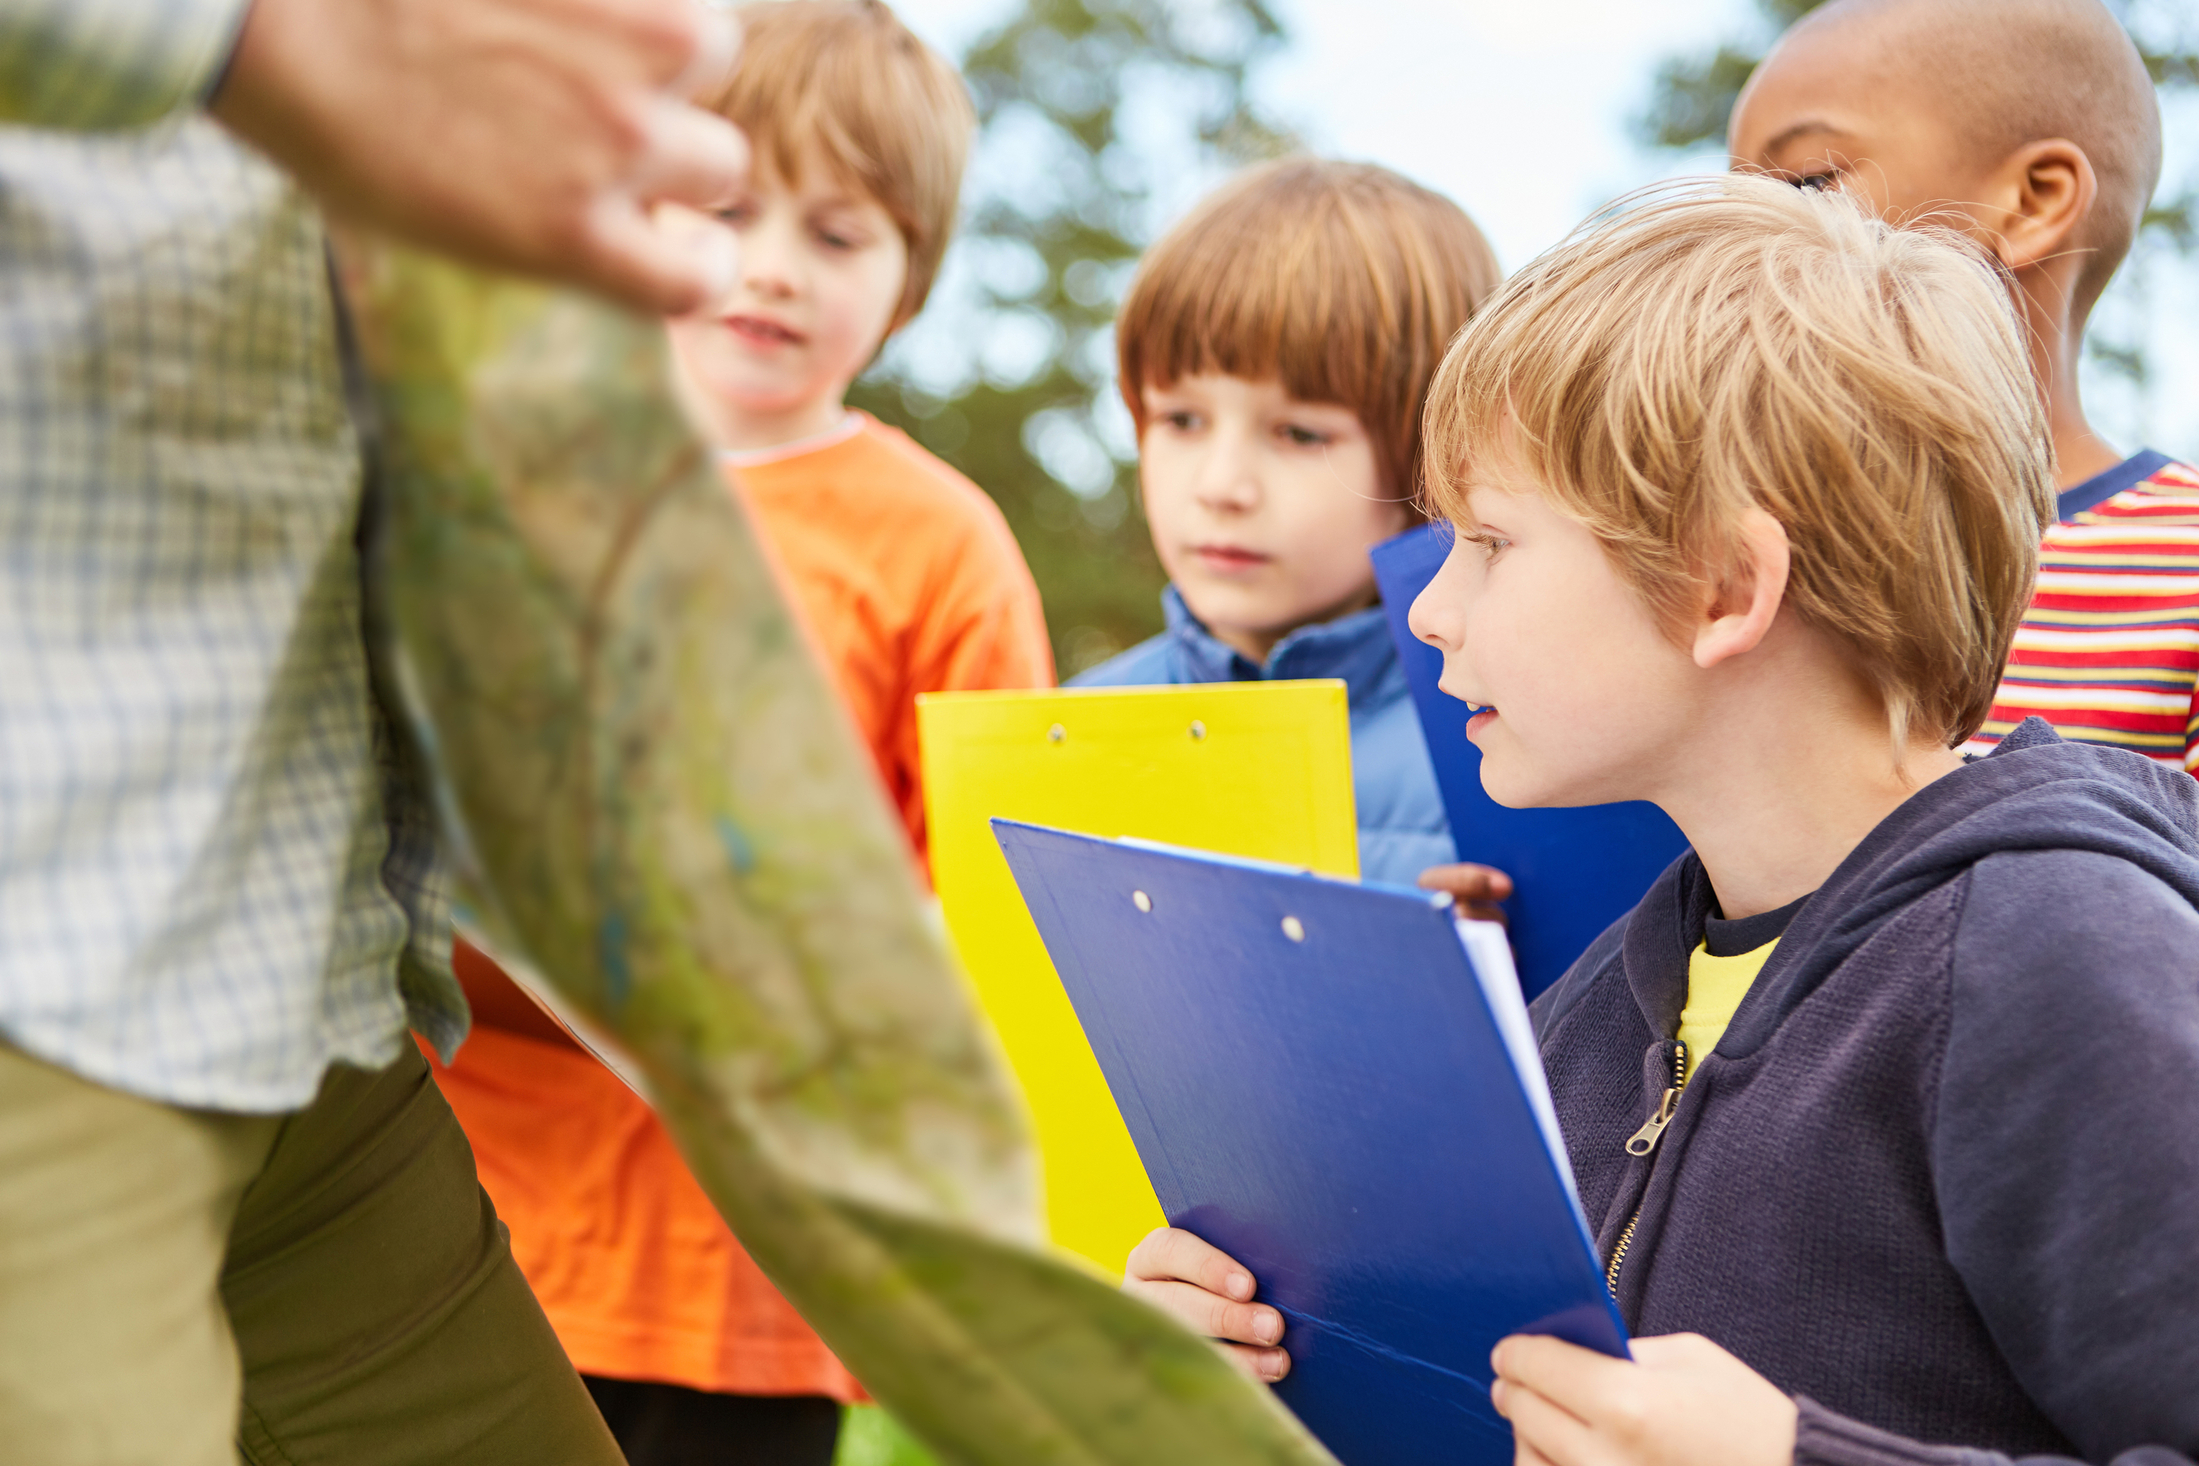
[
  {"left": 995, "top": 819, "right": 1628, "bottom": 1466},
  {"left": 1370, "top": 523, "right": 1690, "bottom": 997}
]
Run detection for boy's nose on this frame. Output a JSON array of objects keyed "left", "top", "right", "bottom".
[
  {"left": 741, "top": 254, "right": 798, "bottom": 300},
  {"left": 739, "top": 217, "right": 803, "bottom": 299},
  {"left": 1407, "top": 584, "right": 1446, "bottom": 648},
  {"left": 1195, "top": 473, "right": 1259, "bottom": 513},
  {"left": 1194, "top": 435, "right": 1262, "bottom": 513},
  {"left": 1408, "top": 539, "right": 1474, "bottom": 651}
]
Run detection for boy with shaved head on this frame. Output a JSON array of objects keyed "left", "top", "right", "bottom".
[{"left": 1730, "top": 0, "right": 2199, "bottom": 774}]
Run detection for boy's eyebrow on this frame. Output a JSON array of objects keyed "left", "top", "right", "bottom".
[{"left": 1756, "top": 119, "right": 1855, "bottom": 160}]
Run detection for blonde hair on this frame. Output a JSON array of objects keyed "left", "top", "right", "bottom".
[
  {"left": 1117, "top": 158, "right": 1502, "bottom": 498},
  {"left": 702, "top": 1, "right": 974, "bottom": 328},
  {"left": 1422, "top": 175, "right": 2054, "bottom": 748}
]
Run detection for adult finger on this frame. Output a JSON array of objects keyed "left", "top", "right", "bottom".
[
  {"left": 1124, "top": 1226, "right": 1256, "bottom": 1299},
  {"left": 570, "top": 191, "right": 739, "bottom": 316},
  {"left": 672, "top": 4, "right": 742, "bottom": 96},
  {"left": 591, "top": 0, "right": 736, "bottom": 89},
  {"left": 627, "top": 93, "right": 751, "bottom": 211},
  {"left": 1122, "top": 1278, "right": 1284, "bottom": 1350}
]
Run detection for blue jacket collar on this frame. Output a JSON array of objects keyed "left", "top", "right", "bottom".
[{"left": 1160, "top": 584, "right": 1397, "bottom": 707}]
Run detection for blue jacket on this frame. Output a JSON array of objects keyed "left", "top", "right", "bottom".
[
  {"left": 1535, "top": 718, "right": 2199, "bottom": 1463},
  {"left": 1070, "top": 586, "right": 1453, "bottom": 886}
]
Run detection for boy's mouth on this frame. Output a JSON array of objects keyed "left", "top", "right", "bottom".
[
  {"left": 1191, "top": 543, "right": 1271, "bottom": 574},
  {"left": 1463, "top": 701, "right": 1498, "bottom": 738},
  {"left": 722, "top": 313, "right": 804, "bottom": 347}
]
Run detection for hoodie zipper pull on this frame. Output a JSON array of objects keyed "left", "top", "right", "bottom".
[
  {"left": 1625, "top": 1086, "right": 1679, "bottom": 1156},
  {"left": 1624, "top": 1041, "right": 1691, "bottom": 1158}
]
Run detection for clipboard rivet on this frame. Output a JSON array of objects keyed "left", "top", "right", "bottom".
[
  {"left": 1281, "top": 915, "right": 1305, "bottom": 942},
  {"left": 1188, "top": 720, "right": 1207, "bottom": 741},
  {"left": 1132, "top": 890, "right": 1152, "bottom": 913},
  {"left": 1047, "top": 723, "right": 1066, "bottom": 743}
]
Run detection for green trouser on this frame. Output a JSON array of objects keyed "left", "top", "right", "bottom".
[{"left": 0, "top": 1038, "right": 626, "bottom": 1466}]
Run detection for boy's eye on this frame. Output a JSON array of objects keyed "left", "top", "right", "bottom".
[
  {"left": 1161, "top": 410, "right": 1203, "bottom": 432},
  {"left": 1463, "top": 527, "right": 1512, "bottom": 562},
  {"left": 1279, "top": 424, "right": 1330, "bottom": 448},
  {"left": 1793, "top": 171, "right": 1837, "bottom": 192},
  {"left": 816, "top": 228, "right": 856, "bottom": 250},
  {"left": 712, "top": 202, "right": 756, "bottom": 226}
]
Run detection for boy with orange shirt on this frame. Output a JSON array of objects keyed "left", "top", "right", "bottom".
[{"left": 431, "top": 5, "right": 1052, "bottom": 1463}]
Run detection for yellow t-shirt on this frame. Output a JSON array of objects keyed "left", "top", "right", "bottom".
[{"left": 1677, "top": 937, "right": 1779, "bottom": 1060}]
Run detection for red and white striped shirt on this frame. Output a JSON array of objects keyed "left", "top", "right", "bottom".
[{"left": 1968, "top": 451, "right": 2199, "bottom": 775}]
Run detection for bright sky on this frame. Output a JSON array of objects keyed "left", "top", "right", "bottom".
[{"left": 890, "top": 0, "right": 2199, "bottom": 462}]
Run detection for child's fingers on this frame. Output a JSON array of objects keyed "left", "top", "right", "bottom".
[
  {"left": 1124, "top": 1226, "right": 1255, "bottom": 1298},
  {"left": 1625, "top": 1331, "right": 1723, "bottom": 1371},
  {"left": 1514, "top": 1438, "right": 1559, "bottom": 1466},
  {"left": 1123, "top": 1277, "right": 1285, "bottom": 1349},
  {"left": 1219, "top": 1339, "right": 1292, "bottom": 1383},
  {"left": 1416, "top": 862, "right": 1516, "bottom": 904},
  {"left": 1492, "top": 1334, "right": 1639, "bottom": 1433},
  {"left": 1489, "top": 1375, "right": 1597, "bottom": 1466}
]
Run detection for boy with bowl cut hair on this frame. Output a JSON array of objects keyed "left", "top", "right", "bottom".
[
  {"left": 1730, "top": 0, "right": 2199, "bottom": 774},
  {"left": 1112, "top": 157, "right": 1501, "bottom": 511},
  {"left": 1082, "top": 158, "right": 1508, "bottom": 895},
  {"left": 1127, "top": 177, "right": 2199, "bottom": 1464},
  {"left": 433, "top": 5, "right": 1054, "bottom": 1463}
]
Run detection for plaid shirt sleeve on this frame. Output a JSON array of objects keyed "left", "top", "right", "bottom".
[
  {"left": 0, "top": 119, "right": 464, "bottom": 1112},
  {"left": 0, "top": 0, "right": 249, "bottom": 130}
]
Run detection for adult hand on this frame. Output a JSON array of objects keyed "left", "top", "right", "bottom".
[
  {"left": 1491, "top": 1332, "right": 1797, "bottom": 1466},
  {"left": 210, "top": 0, "right": 750, "bottom": 316},
  {"left": 1123, "top": 1227, "right": 1290, "bottom": 1382},
  {"left": 1418, "top": 861, "right": 1514, "bottom": 924}
]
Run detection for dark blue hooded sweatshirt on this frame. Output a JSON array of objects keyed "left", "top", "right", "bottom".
[{"left": 1531, "top": 719, "right": 2199, "bottom": 1465}]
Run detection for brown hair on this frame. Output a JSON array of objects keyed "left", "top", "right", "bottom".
[
  {"left": 702, "top": 1, "right": 974, "bottom": 328},
  {"left": 1423, "top": 175, "right": 2054, "bottom": 748},
  {"left": 1116, "top": 158, "right": 1502, "bottom": 497}
]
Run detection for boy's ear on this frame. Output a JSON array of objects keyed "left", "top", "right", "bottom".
[
  {"left": 1985, "top": 138, "right": 2098, "bottom": 275},
  {"left": 1692, "top": 508, "right": 1791, "bottom": 670}
]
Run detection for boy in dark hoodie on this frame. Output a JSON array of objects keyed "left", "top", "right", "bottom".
[{"left": 1123, "top": 176, "right": 2199, "bottom": 1464}]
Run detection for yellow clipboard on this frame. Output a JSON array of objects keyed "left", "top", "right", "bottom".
[{"left": 918, "top": 682, "right": 1359, "bottom": 1275}]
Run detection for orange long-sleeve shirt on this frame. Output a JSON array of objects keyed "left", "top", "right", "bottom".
[{"left": 432, "top": 413, "right": 1053, "bottom": 1397}]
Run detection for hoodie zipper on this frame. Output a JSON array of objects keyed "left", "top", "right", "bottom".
[{"left": 1606, "top": 1040, "right": 1690, "bottom": 1295}]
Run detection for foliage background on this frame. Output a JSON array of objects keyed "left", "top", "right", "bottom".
[{"left": 860, "top": 0, "right": 2199, "bottom": 678}]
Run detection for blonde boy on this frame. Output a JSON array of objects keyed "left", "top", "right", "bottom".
[
  {"left": 434, "top": 6, "right": 1053, "bottom": 1462},
  {"left": 1128, "top": 178, "right": 2199, "bottom": 1464}
]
